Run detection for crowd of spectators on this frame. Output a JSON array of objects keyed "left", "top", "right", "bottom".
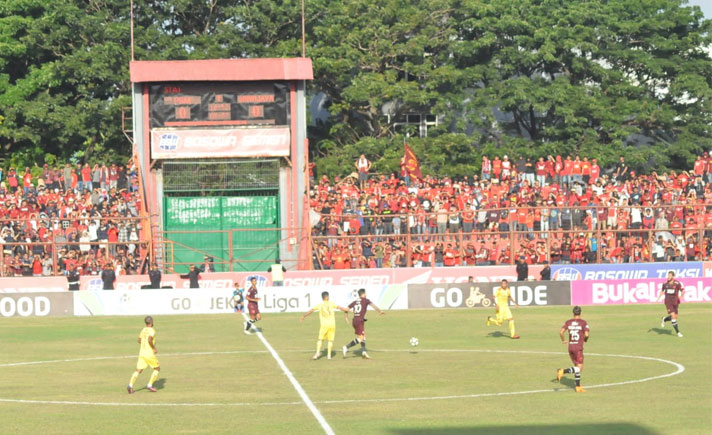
[
  {"left": 310, "top": 153, "right": 712, "bottom": 269},
  {"left": 0, "top": 160, "right": 148, "bottom": 277}
]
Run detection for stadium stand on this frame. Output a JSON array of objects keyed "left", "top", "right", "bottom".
[
  {"left": 0, "top": 160, "right": 148, "bottom": 277},
  {"left": 310, "top": 153, "right": 712, "bottom": 269}
]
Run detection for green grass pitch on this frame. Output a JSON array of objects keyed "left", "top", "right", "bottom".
[{"left": 0, "top": 304, "right": 709, "bottom": 434}]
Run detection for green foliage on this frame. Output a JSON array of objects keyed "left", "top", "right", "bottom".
[{"left": 0, "top": 0, "right": 710, "bottom": 179}]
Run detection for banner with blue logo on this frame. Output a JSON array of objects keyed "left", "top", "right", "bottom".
[{"left": 551, "top": 262, "right": 703, "bottom": 281}]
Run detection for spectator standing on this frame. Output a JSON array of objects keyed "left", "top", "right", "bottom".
[
  {"left": 355, "top": 154, "right": 371, "bottom": 190},
  {"left": 63, "top": 163, "right": 72, "bottom": 191},
  {"left": 268, "top": 258, "right": 286, "bottom": 286},
  {"left": 22, "top": 167, "right": 32, "bottom": 195},
  {"left": 101, "top": 262, "right": 116, "bottom": 290},
  {"left": 67, "top": 265, "right": 80, "bottom": 290},
  {"left": 142, "top": 263, "right": 162, "bottom": 289},
  {"left": 180, "top": 264, "right": 201, "bottom": 289},
  {"left": 540, "top": 262, "right": 551, "bottom": 280},
  {"left": 516, "top": 256, "right": 529, "bottom": 281}
]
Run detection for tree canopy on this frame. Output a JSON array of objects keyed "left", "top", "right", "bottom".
[{"left": 1, "top": 0, "right": 710, "bottom": 177}]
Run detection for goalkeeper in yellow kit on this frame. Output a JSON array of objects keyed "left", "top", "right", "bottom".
[
  {"left": 486, "top": 279, "right": 520, "bottom": 339},
  {"left": 127, "top": 316, "right": 160, "bottom": 394},
  {"left": 301, "top": 291, "right": 350, "bottom": 360}
]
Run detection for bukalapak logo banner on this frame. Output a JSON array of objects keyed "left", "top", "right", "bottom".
[
  {"left": 571, "top": 277, "right": 712, "bottom": 305},
  {"left": 551, "top": 262, "right": 703, "bottom": 281}
]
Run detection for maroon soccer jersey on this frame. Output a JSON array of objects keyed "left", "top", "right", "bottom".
[
  {"left": 661, "top": 280, "right": 683, "bottom": 304},
  {"left": 562, "top": 318, "right": 589, "bottom": 352},
  {"left": 247, "top": 287, "right": 258, "bottom": 305},
  {"left": 349, "top": 298, "right": 371, "bottom": 319}
]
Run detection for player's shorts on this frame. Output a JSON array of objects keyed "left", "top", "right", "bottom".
[
  {"left": 568, "top": 348, "right": 584, "bottom": 365},
  {"left": 352, "top": 318, "right": 365, "bottom": 336},
  {"left": 248, "top": 302, "right": 260, "bottom": 316},
  {"left": 496, "top": 307, "right": 513, "bottom": 322},
  {"left": 665, "top": 302, "right": 679, "bottom": 315},
  {"left": 136, "top": 354, "right": 160, "bottom": 370},
  {"left": 318, "top": 325, "right": 336, "bottom": 341}
]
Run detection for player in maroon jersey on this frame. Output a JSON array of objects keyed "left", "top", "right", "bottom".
[
  {"left": 556, "top": 306, "right": 590, "bottom": 393},
  {"left": 657, "top": 271, "right": 684, "bottom": 337},
  {"left": 244, "top": 277, "right": 261, "bottom": 334},
  {"left": 342, "top": 288, "right": 384, "bottom": 359}
]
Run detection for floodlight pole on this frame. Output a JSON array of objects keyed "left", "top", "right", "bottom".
[
  {"left": 301, "top": 0, "right": 306, "bottom": 57},
  {"left": 130, "top": 0, "right": 135, "bottom": 61}
]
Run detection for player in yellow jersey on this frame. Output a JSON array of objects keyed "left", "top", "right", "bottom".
[
  {"left": 486, "top": 279, "right": 520, "bottom": 339},
  {"left": 127, "top": 316, "right": 160, "bottom": 394},
  {"left": 301, "top": 291, "right": 350, "bottom": 360}
]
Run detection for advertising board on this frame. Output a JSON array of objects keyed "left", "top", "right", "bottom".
[
  {"left": 407, "top": 281, "right": 571, "bottom": 309},
  {"left": 72, "top": 284, "right": 407, "bottom": 316},
  {"left": 551, "top": 262, "right": 702, "bottom": 281},
  {"left": 0, "top": 292, "right": 74, "bottom": 317},
  {"left": 571, "top": 277, "right": 712, "bottom": 305}
]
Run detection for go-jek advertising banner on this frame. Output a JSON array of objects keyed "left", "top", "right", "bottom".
[
  {"left": 72, "top": 285, "right": 407, "bottom": 316},
  {"left": 570, "top": 277, "right": 712, "bottom": 305},
  {"left": 551, "top": 262, "right": 702, "bottom": 281}
]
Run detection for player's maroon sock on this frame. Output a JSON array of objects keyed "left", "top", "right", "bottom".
[{"left": 663, "top": 315, "right": 672, "bottom": 322}]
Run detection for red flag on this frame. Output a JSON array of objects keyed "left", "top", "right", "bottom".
[{"left": 403, "top": 143, "right": 422, "bottom": 179}]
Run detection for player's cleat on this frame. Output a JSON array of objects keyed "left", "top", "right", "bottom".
[
  {"left": 147, "top": 386, "right": 157, "bottom": 392},
  {"left": 575, "top": 386, "right": 586, "bottom": 393},
  {"left": 511, "top": 335, "right": 520, "bottom": 339},
  {"left": 127, "top": 385, "right": 134, "bottom": 394},
  {"left": 486, "top": 316, "right": 491, "bottom": 326},
  {"left": 327, "top": 354, "right": 332, "bottom": 360},
  {"left": 661, "top": 317, "right": 666, "bottom": 328},
  {"left": 362, "top": 351, "right": 370, "bottom": 359},
  {"left": 312, "top": 352, "right": 320, "bottom": 360},
  {"left": 342, "top": 346, "right": 348, "bottom": 358},
  {"left": 677, "top": 332, "right": 683, "bottom": 337},
  {"left": 556, "top": 368, "right": 564, "bottom": 383}
]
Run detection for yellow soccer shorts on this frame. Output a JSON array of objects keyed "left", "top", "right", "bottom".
[
  {"left": 496, "top": 306, "right": 513, "bottom": 323},
  {"left": 318, "top": 325, "right": 335, "bottom": 342},
  {"left": 136, "top": 354, "right": 160, "bottom": 370}
]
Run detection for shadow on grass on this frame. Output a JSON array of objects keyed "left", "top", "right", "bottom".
[
  {"left": 389, "top": 422, "right": 659, "bottom": 435},
  {"left": 550, "top": 376, "right": 576, "bottom": 388},
  {"left": 486, "top": 331, "right": 509, "bottom": 339},
  {"left": 648, "top": 327, "right": 673, "bottom": 335},
  {"left": 153, "top": 378, "right": 167, "bottom": 391}
]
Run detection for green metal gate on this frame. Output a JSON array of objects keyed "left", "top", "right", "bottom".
[{"left": 162, "top": 159, "right": 280, "bottom": 272}]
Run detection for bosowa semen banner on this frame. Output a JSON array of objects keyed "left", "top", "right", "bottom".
[
  {"left": 78, "top": 265, "right": 545, "bottom": 291},
  {"left": 72, "top": 285, "right": 408, "bottom": 316},
  {"left": 408, "top": 281, "right": 571, "bottom": 309},
  {"left": 570, "top": 277, "right": 712, "bottom": 305},
  {"left": 0, "top": 292, "right": 74, "bottom": 317},
  {"left": 551, "top": 261, "right": 703, "bottom": 281}
]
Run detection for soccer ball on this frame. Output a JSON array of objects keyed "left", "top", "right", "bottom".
[{"left": 409, "top": 337, "right": 419, "bottom": 347}]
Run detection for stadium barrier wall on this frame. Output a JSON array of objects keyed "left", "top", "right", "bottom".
[
  {"left": 72, "top": 285, "right": 408, "bottom": 316},
  {"left": 0, "top": 292, "right": 74, "bottom": 318},
  {"left": 77, "top": 265, "right": 545, "bottom": 291},
  {"left": 551, "top": 261, "right": 703, "bottom": 281},
  {"left": 407, "top": 281, "right": 571, "bottom": 309},
  {"left": 570, "top": 277, "right": 712, "bottom": 305},
  {"left": 0, "top": 277, "right": 69, "bottom": 293}
]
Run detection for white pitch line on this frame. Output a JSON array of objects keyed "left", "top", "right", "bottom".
[
  {"left": 242, "top": 313, "right": 335, "bottom": 435},
  {"left": 0, "top": 350, "right": 268, "bottom": 368},
  {"left": 0, "top": 349, "right": 684, "bottom": 409}
]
